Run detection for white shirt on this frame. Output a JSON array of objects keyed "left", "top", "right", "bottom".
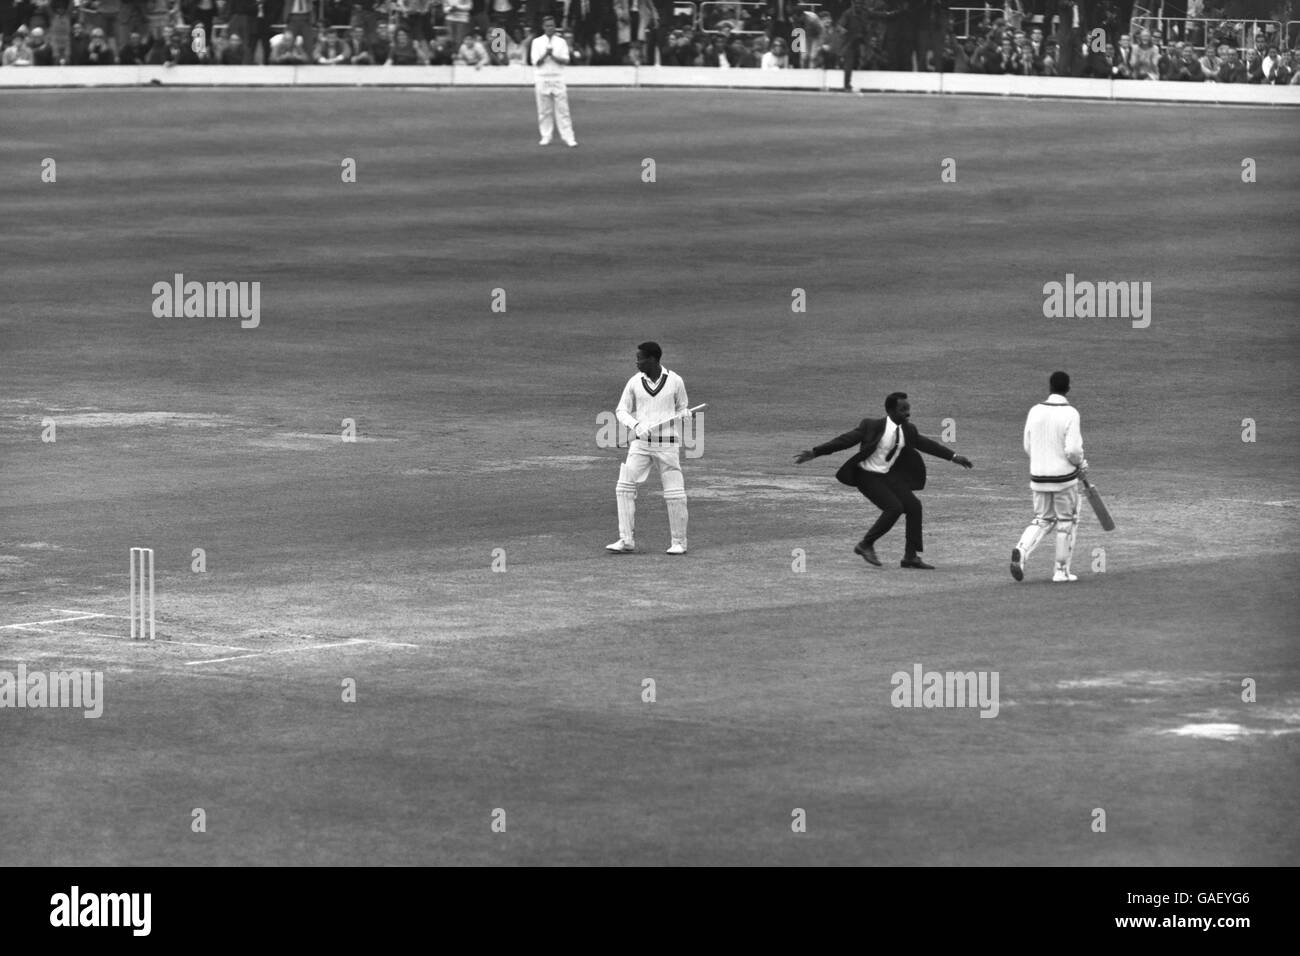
[
  {"left": 861, "top": 416, "right": 904, "bottom": 474},
  {"left": 531, "top": 34, "right": 570, "bottom": 80},
  {"left": 615, "top": 369, "right": 689, "bottom": 442},
  {"left": 1024, "top": 394, "right": 1084, "bottom": 491}
]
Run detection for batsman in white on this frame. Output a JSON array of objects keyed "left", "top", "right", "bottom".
[
  {"left": 1011, "top": 370, "right": 1088, "bottom": 583},
  {"left": 531, "top": 15, "right": 578, "bottom": 148},
  {"left": 608, "top": 341, "right": 692, "bottom": 555}
]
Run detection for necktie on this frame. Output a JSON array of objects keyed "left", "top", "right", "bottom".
[{"left": 885, "top": 426, "right": 901, "bottom": 462}]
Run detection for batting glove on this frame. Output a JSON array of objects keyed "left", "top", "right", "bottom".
[{"left": 633, "top": 423, "right": 651, "bottom": 441}]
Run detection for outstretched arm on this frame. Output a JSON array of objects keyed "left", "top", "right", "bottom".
[
  {"left": 912, "top": 432, "right": 973, "bottom": 468},
  {"left": 793, "top": 421, "right": 871, "bottom": 464}
]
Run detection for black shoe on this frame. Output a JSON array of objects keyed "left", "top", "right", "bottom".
[
  {"left": 1010, "top": 547, "right": 1024, "bottom": 582},
  {"left": 853, "top": 543, "right": 881, "bottom": 566},
  {"left": 900, "top": 557, "right": 935, "bottom": 570}
]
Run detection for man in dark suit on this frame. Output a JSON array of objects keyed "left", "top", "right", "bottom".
[{"left": 794, "top": 392, "right": 974, "bottom": 569}]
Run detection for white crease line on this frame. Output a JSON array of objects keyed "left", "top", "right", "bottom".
[
  {"left": 185, "top": 639, "right": 370, "bottom": 666},
  {"left": 2, "top": 614, "right": 105, "bottom": 629},
  {"left": 8, "top": 625, "right": 60, "bottom": 633},
  {"left": 48, "top": 609, "right": 126, "bottom": 618},
  {"left": 361, "top": 640, "right": 421, "bottom": 648},
  {"left": 154, "top": 639, "right": 256, "bottom": 651}
]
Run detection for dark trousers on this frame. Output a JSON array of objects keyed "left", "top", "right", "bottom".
[
  {"left": 842, "top": 33, "right": 866, "bottom": 88},
  {"left": 856, "top": 469, "right": 923, "bottom": 556}
]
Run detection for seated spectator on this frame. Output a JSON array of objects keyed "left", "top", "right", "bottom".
[
  {"left": 506, "top": 28, "right": 528, "bottom": 65},
  {"left": 1086, "top": 43, "right": 1115, "bottom": 79},
  {"left": 1271, "top": 50, "right": 1296, "bottom": 85},
  {"left": 562, "top": 29, "right": 585, "bottom": 66},
  {"left": 316, "top": 30, "right": 349, "bottom": 63},
  {"left": 1040, "top": 42, "right": 1059, "bottom": 77},
  {"left": 788, "top": 1, "right": 821, "bottom": 69},
  {"left": 455, "top": 30, "right": 488, "bottom": 67},
  {"left": 272, "top": 27, "right": 311, "bottom": 64},
  {"left": 1159, "top": 41, "right": 1185, "bottom": 80},
  {"left": 118, "top": 31, "right": 150, "bottom": 64},
  {"left": 1112, "top": 33, "right": 1134, "bottom": 78},
  {"left": 85, "top": 25, "right": 114, "bottom": 63},
  {"left": 701, "top": 34, "right": 727, "bottom": 68},
  {"left": 387, "top": 27, "right": 420, "bottom": 64},
  {"left": 1176, "top": 44, "right": 1204, "bottom": 81},
  {"left": 726, "top": 37, "right": 752, "bottom": 68},
  {"left": 427, "top": 37, "right": 455, "bottom": 64},
  {"left": 348, "top": 26, "right": 373, "bottom": 63},
  {"left": 748, "top": 36, "right": 768, "bottom": 68},
  {"left": 621, "top": 40, "right": 643, "bottom": 66},
  {"left": 971, "top": 34, "right": 998, "bottom": 72},
  {"left": 761, "top": 36, "right": 788, "bottom": 69},
  {"left": 27, "top": 27, "right": 54, "bottom": 64},
  {"left": 3, "top": 30, "right": 35, "bottom": 65},
  {"left": 1260, "top": 46, "right": 1280, "bottom": 83},
  {"left": 1198, "top": 43, "right": 1221, "bottom": 81},
  {"left": 998, "top": 37, "right": 1021, "bottom": 74},
  {"left": 370, "top": 23, "right": 395, "bottom": 64},
  {"left": 589, "top": 33, "right": 616, "bottom": 66},
  {"left": 952, "top": 36, "right": 976, "bottom": 72},
  {"left": 1245, "top": 50, "right": 1264, "bottom": 83},
  {"left": 1131, "top": 29, "right": 1159, "bottom": 79},
  {"left": 1217, "top": 47, "right": 1245, "bottom": 83}
]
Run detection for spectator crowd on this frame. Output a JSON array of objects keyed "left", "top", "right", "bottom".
[{"left": 0, "top": 0, "right": 1296, "bottom": 86}]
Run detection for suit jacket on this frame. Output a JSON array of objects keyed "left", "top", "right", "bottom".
[{"left": 813, "top": 417, "right": 954, "bottom": 491}]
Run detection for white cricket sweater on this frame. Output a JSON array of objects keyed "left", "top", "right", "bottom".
[
  {"left": 615, "top": 369, "right": 689, "bottom": 442},
  {"left": 1024, "top": 394, "right": 1084, "bottom": 491}
]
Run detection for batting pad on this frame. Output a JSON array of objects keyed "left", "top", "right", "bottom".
[
  {"left": 616, "top": 478, "right": 637, "bottom": 542},
  {"left": 664, "top": 489, "right": 688, "bottom": 545}
]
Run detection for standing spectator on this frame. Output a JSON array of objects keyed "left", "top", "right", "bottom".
[
  {"left": 117, "top": 28, "right": 149, "bottom": 61},
  {"left": 47, "top": 0, "right": 71, "bottom": 64},
  {"left": 531, "top": 14, "right": 576, "bottom": 147},
  {"left": 350, "top": 0, "right": 378, "bottom": 43},
  {"left": 284, "top": 0, "right": 314, "bottom": 56},
  {"left": 1131, "top": 28, "right": 1159, "bottom": 79},
  {"left": 444, "top": 0, "right": 469, "bottom": 45},
  {"left": 96, "top": 0, "right": 123, "bottom": 51},
  {"left": 370, "top": 19, "right": 392, "bottom": 61},
  {"left": 760, "top": 34, "right": 787, "bottom": 68},
  {"left": 67, "top": 18, "right": 90, "bottom": 61},
  {"left": 251, "top": 0, "right": 277, "bottom": 63},
  {"left": 219, "top": 31, "right": 246, "bottom": 62},
  {"left": 228, "top": 0, "right": 257, "bottom": 62},
  {"left": 323, "top": 0, "right": 352, "bottom": 29},
  {"left": 121, "top": 0, "right": 146, "bottom": 45}
]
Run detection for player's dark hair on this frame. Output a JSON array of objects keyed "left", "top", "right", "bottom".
[
  {"left": 1050, "top": 371, "right": 1070, "bottom": 394},
  {"left": 637, "top": 341, "right": 662, "bottom": 361},
  {"left": 884, "top": 392, "right": 908, "bottom": 412}
]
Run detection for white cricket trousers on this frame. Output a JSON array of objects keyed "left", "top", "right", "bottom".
[{"left": 535, "top": 81, "right": 576, "bottom": 145}]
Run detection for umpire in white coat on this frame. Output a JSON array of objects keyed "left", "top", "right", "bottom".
[{"left": 531, "top": 16, "right": 578, "bottom": 148}]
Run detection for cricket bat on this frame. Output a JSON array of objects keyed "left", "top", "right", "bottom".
[
  {"left": 617, "top": 404, "right": 707, "bottom": 447},
  {"left": 1080, "top": 472, "right": 1115, "bottom": 531}
]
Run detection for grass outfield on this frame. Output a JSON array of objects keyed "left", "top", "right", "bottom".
[{"left": 2, "top": 89, "right": 1298, "bottom": 865}]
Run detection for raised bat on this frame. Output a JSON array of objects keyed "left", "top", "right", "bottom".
[{"left": 1080, "top": 471, "right": 1115, "bottom": 531}]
